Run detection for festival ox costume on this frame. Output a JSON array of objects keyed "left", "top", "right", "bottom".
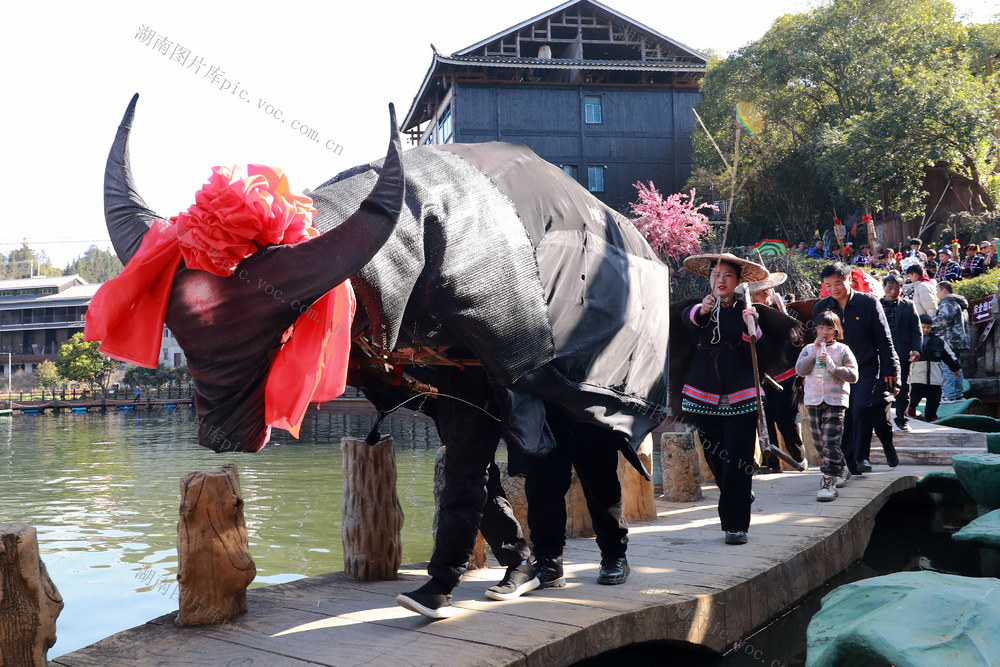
[{"left": 89, "top": 95, "right": 671, "bottom": 617}]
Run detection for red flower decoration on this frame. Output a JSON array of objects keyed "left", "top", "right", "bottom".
[{"left": 172, "top": 164, "right": 317, "bottom": 276}]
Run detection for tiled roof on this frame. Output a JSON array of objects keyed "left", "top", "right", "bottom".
[
  {"left": 0, "top": 275, "right": 88, "bottom": 291},
  {"left": 437, "top": 54, "right": 706, "bottom": 71}
]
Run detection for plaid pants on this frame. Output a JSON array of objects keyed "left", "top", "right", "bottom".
[{"left": 807, "top": 403, "right": 846, "bottom": 476}]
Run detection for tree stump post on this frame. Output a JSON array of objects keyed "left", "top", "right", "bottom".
[
  {"left": 564, "top": 467, "right": 595, "bottom": 538},
  {"left": 661, "top": 429, "right": 704, "bottom": 502},
  {"left": 342, "top": 436, "right": 405, "bottom": 580},
  {"left": 176, "top": 463, "right": 256, "bottom": 626},
  {"left": 433, "top": 447, "right": 487, "bottom": 569},
  {"left": 620, "top": 434, "right": 658, "bottom": 521},
  {"left": 0, "top": 522, "right": 63, "bottom": 667}
]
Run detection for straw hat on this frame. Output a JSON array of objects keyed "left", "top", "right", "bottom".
[
  {"left": 748, "top": 271, "right": 787, "bottom": 293},
  {"left": 682, "top": 252, "right": 769, "bottom": 284}
]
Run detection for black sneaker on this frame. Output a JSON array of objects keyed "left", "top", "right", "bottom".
[
  {"left": 396, "top": 578, "right": 456, "bottom": 619},
  {"left": 724, "top": 530, "right": 748, "bottom": 545},
  {"left": 485, "top": 561, "right": 540, "bottom": 601},
  {"left": 597, "top": 556, "right": 630, "bottom": 585},
  {"left": 857, "top": 460, "right": 873, "bottom": 473},
  {"left": 533, "top": 555, "right": 566, "bottom": 589}
]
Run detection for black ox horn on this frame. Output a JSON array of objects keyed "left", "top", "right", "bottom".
[
  {"left": 104, "top": 93, "right": 161, "bottom": 264},
  {"left": 104, "top": 94, "right": 405, "bottom": 271}
]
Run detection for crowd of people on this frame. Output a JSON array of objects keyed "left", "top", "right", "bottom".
[
  {"left": 675, "top": 243, "right": 976, "bottom": 526},
  {"left": 800, "top": 237, "right": 999, "bottom": 279},
  {"left": 402, "top": 238, "right": 977, "bottom": 616}
]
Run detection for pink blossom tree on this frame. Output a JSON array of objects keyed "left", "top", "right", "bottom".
[{"left": 629, "top": 182, "right": 714, "bottom": 259}]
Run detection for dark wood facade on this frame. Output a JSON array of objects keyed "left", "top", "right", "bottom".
[{"left": 402, "top": 0, "right": 707, "bottom": 212}]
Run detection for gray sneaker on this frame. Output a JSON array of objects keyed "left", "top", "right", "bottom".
[
  {"left": 835, "top": 468, "right": 851, "bottom": 488},
  {"left": 817, "top": 475, "right": 838, "bottom": 501}
]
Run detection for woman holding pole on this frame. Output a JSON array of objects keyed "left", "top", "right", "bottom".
[{"left": 673, "top": 253, "right": 798, "bottom": 545}]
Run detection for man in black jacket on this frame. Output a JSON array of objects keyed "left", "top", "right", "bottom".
[
  {"left": 813, "top": 263, "right": 899, "bottom": 474},
  {"left": 882, "top": 273, "right": 921, "bottom": 432}
]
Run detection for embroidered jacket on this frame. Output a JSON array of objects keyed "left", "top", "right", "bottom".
[
  {"left": 937, "top": 260, "right": 961, "bottom": 282},
  {"left": 962, "top": 253, "right": 985, "bottom": 279},
  {"left": 680, "top": 298, "right": 763, "bottom": 415}
]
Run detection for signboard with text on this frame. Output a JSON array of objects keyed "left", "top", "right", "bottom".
[{"left": 971, "top": 296, "right": 995, "bottom": 325}]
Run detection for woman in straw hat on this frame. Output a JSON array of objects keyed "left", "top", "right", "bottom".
[
  {"left": 671, "top": 253, "right": 798, "bottom": 545},
  {"left": 749, "top": 272, "right": 808, "bottom": 474}
]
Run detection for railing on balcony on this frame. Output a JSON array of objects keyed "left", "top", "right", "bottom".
[{"left": 0, "top": 343, "right": 64, "bottom": 356}]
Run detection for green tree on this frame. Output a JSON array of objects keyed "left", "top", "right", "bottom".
[
  {"left": 2, "top": 243, "right": 60, "bottom": 278},
  {"left": 9, "top": 370, "right": 37, "bottom": 394},
  {"left": 169, "top": 364, "right": 192, "bottom": 385},
  {"left": 56, "top": 333, "right": 118, "bottom": 396},
  {"left": 123, "top": 363, "right": 171, "bottom": 388},
  {"left": 64, "top": 246, "right": 123, "bottom": 283},
  {"left": 692, "top": 0, "right": 1000, "bottom": 244},
  {"left": 34, "top": 360, "right": 62, "bottom": 391}
]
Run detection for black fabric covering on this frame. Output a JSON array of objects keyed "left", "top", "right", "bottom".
[
  {"left": 318, "top": 142, "right": 670, "bottom": 472},
  {"left": 311, "top": 145, "right": 554, "bottom": 388}
]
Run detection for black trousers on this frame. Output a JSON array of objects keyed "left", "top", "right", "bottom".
[
  {"left": 895, "top": 358, "right": 912, "bottom": 425},
  {"left": 841, "top": 374, "right": 893, "bottom": 471},
  {"left": 910, "top": 383, "right": 942, "bottom": 422},
  {"left": 763, "top": 378, "right": 805, "bottom": 468},
  {"left": 427, "top": 368, "right": 530, "bottom": 588},
  {"left": 525, "top": 408, "right": 627, "bottom": 561},
  {"left": 693, "top": 410, "right": 757, "bottom": 533}
]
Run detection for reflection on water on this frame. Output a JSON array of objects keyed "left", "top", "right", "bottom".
[{"left": 0, "top": 405, "right": 440, "bottom": 658}]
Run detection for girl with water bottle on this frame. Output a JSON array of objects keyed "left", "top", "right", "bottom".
[{"left": 796, "top": 311, "right": 858, "bottom": 501}]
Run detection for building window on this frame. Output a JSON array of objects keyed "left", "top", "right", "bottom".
[
  {"left": 437, "top": 106, "right": 453, "bottom": 144},
  {"left": 587, "top": 166, "right": 605, "bottom": 192},
  {"left": 560, "top": 165, "right": 577, "bottom": 180},
  {"left": 584, "top": 96, "right": 602, "bottom": 124}
]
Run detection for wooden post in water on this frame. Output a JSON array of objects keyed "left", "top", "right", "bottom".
[
  {"left": 176, "top": 463, "right": 256, "bottom": 626},
  {"left": 0, "top": 522, "right": 64, "bottom": 666},
  {"left": 342, "top": 436, "right": 405, "bottom": 580}
]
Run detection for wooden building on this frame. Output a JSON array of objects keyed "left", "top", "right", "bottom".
[{"left": 401, "top": 0, "right": 708, "bottom": 212}]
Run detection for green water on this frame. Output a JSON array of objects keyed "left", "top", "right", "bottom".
[{"left": 0, "top": 405, "right": 440, "bottom": 659}]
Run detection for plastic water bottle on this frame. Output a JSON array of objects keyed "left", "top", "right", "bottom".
[{"left": 816, "top": 342, "right": 827, "bottom": 377}]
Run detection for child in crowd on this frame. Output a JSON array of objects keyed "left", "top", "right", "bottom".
[
  {"left": 796, "top": 311, "right": 859, "bottom": 501},
  {"left": 910, "top": 314, "right": 962, "bottom": 422}
]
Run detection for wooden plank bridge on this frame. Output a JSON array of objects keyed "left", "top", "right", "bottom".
[{"left": 51, "top": 464, "right": 947, "bottom": 666}]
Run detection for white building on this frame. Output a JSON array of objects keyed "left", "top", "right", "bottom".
[{"left": 0, "top": 275, "right": 186, "bottom": 377}]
